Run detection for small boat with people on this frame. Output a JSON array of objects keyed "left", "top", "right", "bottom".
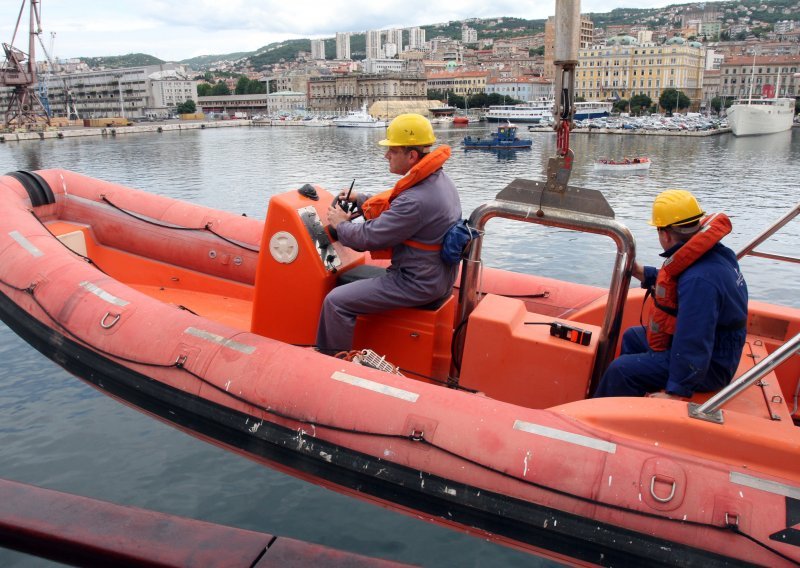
[
  {"left": 594, "top": 156, "right": 651, "bottom": 171},
  {"left": 463, "top": 123, "right": 532, "bottom": 149},
  {"left": 1, "top": 1, "right": 799, "bottom": 566},
  {"left": 332, "top": 104, "right": 386, "bottom": 128},
  {"left": 0, "top": 164, "right": 797, "bottom": 568}
]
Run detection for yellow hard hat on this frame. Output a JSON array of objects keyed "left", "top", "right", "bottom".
[
  {"left": 379, "top": 114, "right": 436, "bottom": 147},
  {"left": 649, "top": 189, "right": 705, "bottom": 228}
]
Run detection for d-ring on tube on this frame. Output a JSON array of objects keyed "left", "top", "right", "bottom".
[
  {"left": 100, "top": 312, "right": 121, "bottom": 329},
  {"left": 650, "top": 475, "right": 677, "bottom": 503}
]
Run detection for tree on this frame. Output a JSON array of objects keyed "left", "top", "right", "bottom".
[
  {"left": 235, "top": 76, "right": 250, "bottom": 95},
  {"left": 613, "top": 99, "right": 629, "bottom": 113},
  {"left": 211, "top": 81, "right": 231, "bottom": 96},
  {"left": 196, "top": 83, "right": 212, "bottom": 97},
  {"left": 659, "top": 88, "right": 690, "bottom": 115},
  {"left": 709, "top": 96, "right": 734, "bottom": 114},
  {"left": 630, "top": 94, "right": 652, "bottom": 115},
  {"left": 176, "top": 100, "right": 196, "bottom": 114}
]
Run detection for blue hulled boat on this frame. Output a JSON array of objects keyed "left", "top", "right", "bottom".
[{"left": 463, "top": 123, "right": 532, "bottom": 150}]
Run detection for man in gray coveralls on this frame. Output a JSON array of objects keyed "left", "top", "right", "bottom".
[{"left": 316, "top": 113, "right": 462, "bottom": 355}]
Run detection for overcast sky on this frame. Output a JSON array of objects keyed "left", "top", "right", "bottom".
[{"left": 1, "top": 0, "right": 685, "bottom": 62}]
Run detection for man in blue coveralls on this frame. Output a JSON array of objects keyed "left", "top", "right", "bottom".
[{"left": 594, "top": 190, "right": 749, "bottom": 400}]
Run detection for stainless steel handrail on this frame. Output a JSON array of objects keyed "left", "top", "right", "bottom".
[
  {"left": 455, "top": 198, "right": 635, "bottom": 392},
  {"left": 737, "top": 203, "right": 799, "bottom": 264},
  {"left": 690, "top": 333, "right": 800, "bottom": 423}
]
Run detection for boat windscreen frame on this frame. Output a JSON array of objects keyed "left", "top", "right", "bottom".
[{"left": 454, "top": 177, "right": 636, "bottom": 395}]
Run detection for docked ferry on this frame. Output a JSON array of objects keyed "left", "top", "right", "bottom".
[
  {"left": 484, "top": 98, "right": 554, "bottom": 123},
  {"left": 574, "top": 101, "right": 613, "bottom": 120}
]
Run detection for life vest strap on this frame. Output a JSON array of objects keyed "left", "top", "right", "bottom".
[{"left": 403, "top": 239, "right": 442, "bottom": 251}]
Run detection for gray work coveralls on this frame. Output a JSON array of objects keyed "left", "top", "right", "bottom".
[{"left": 316, "top": 168, "right": 462, "bottom": 353}]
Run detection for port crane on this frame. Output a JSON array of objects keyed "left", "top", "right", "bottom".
[{"left": 1, "top": 0, "right": 50, "bottom": 128}]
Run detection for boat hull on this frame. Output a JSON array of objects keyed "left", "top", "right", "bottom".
[
  {"left": 727, "top": 99, "right": 794, "bottom": 136},
  {"left": 0, "top": 288, "right": 764, "bottom": 568}
]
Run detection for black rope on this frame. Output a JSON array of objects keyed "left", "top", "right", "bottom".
[
  {"left": 101, "top": 195, "right": 260, "bottom": 253},
  {"left": 30, "top": 211, "right": 109, "bottom": 275},
  {"left": 0, "top": 277, "right": 794, "bottom": 565}
]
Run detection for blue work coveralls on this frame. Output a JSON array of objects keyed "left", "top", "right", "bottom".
[{"left": 594, "top": 242, "right": 749, "bottom": 398}]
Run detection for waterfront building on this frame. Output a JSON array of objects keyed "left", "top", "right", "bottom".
[
  {"left": 426, "top": 70, "right": 488, "bottom": 97},
  {"left": 408, "top": 27, "right": 426, "bottom": 50},
  {"left": 196, "top": 93, "right": 270, "bottom": 116},
  {"left": 576, "top": 36, "right": 706, "bottom": 110},
  {"left": 366, "top": 30, "right": 382, "bottom": 60},
  {"left": 0, "top": 63, "right": 197, "bottom": 120},
  {"left": 719, "top": 54, "right": 800, "bottom": 101},
  {"left": 307, "top": 73, "right": 427, "bottom": 113},
  {"left": 311, "top": 39, "right": 326, "bottom": 61},
  {"left": 485, "top": 76, "right": 554, "bottom": 101},
  {"left": 336, "top": 32, "right": 351, "bottom": 60},
  {"left": 544, "top": 15, "right": 594, "bottom": 80}
]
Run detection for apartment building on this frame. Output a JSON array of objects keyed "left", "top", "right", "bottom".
[
  {"left": 311, "top": 39, "right": 326, "bottom": 60},
  {"left": 366, "top": 30, "right": 383, "bottom": 60},
  {"left": 544, "top": 15, "right": 594, "bottom": 80},
  {"left": 408, "top": 27, "right": 426, "bottom": 50},
  {"left": 576, "top": 36, "right": 706, "bottom": 109},
  {"left": 336, "top": 32, "right": 351, "bottom": 60}
]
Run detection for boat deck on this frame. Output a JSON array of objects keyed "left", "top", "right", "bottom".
[{"left": 130, "top": 285, "right": 253, "bottom": 331}]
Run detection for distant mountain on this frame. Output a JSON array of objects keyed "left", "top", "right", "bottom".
[
  {"left": 180, "top": 52, "right": 254, "bottom": 67},
  {"left": 80, "top": 53, "right": 165, "bottom": 69}
]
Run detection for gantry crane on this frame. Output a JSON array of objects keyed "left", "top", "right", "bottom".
[{"left": 1, "top": 0, "right": 50, "bottom": 128}]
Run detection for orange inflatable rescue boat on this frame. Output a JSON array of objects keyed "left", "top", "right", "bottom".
[{"left": 0, "top": 168, "right": 798, "bottom": 567}]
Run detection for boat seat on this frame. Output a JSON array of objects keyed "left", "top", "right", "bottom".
[
  {"left": 337, "top": 265, "right": 449, "bottom": 311},
  {"left": 352, "top": 294, "right": 456, "bottom": 382},
  {"left": 45, "top": 221, "right": 91, "bottom": 257}
]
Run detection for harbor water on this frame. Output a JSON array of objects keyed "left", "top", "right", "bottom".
[{"left": 0, "top": 124, "right": 797, "bottom": 567}]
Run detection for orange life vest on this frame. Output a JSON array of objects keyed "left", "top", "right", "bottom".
[
  {"left": 361, "top": 145, "right": 451, "bottom": 260},
  {"left": 646, "top": 212, "right": 732, "bottom": 351}
]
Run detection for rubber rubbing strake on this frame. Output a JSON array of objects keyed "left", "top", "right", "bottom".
[{"left": 5, "top": 171, "right": 56, "bottom": 207}]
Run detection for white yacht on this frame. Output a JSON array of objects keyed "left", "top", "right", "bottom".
[
  {"left": 485, "top": 98, "right": 554, "bottom": 123},
  {"left": 332, "top": 104, "right": 387, "bottom": 128},
  {"left": 574, "top": 101, "right": 613, "bottom": 120},
  {"left": 726, "top": 97, "right": 794, "bottom": 136}
]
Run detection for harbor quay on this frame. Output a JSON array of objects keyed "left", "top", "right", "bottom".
[{"left": 0, "top": 119, "right": 250, "bottom": 143}]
